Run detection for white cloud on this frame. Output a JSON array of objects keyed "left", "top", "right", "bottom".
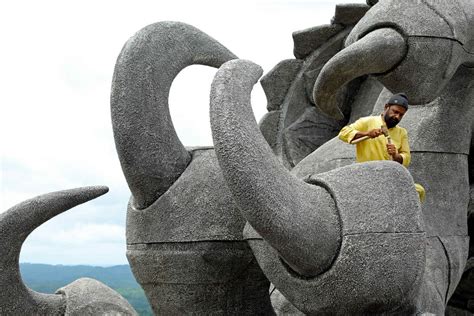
[
  {"left": 1, "top": 0, "right": 366, "bottom": 265},
  {"left": 20, "top": 223, "right": 127, "bottom": 265},
  {"left": 32, "top": 223, "right": 125, "bottom": 245}
]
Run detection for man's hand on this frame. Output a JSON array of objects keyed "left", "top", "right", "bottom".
[
  {"left": 387, "top": 143, "right": 403, "bottom": 164},
  {"left": 386, "top": 143, "right": 397, "bottom": 156},
  {"left": 366, "top": 128, "right": 383, "bottom": 138},
  {"left": 351, "top": 128, "right": 383, "bottom": 143}
]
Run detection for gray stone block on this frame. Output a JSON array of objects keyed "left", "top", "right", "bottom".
[
  {"left": 261, "top": 59, "right": 303, "bottom": 111},
  {"left": 347, "top": 77, "right": 384, "bottom": 123},
  {"left": 332, "top": 3, "right": 370, "bottom": 25},
  {"left": 126, "top": 148, "right": 274, "bottom": 315},
  {"left": 292, "top": 24, "right": 344, "bottom": 59},
  {"left": 268, "top": 29, "right": 353, "bottom": 167},
  {"left": 341, "top": 1, "right": 474, "bottom": 106},
  {"left": 271, "top": 288, "right": 304, "bottom": 316},
  {"left": 127, "top": 242, "right": 273, "bottom": 315},
  {"left": 447, "top": 257, "right": 474, "bottom": 314},
  {"left": 302, "top": 29, "right": 351, "bottom": 105},
  {"left": 56, "top": 278, "right": 137, "bottom": 315},
  {"left": 408, "top": 153, "right": 469, "bottom": 237},
  {"left": 126, "top": 149, "right": 246, "bottom": 244},
  {"left": 397, "top": 68, "right": 474, "bottom": 155},
  {"left": 248, "top": 223, "right": 425, "bottom": 314},
  {"left": 347, "top": 0, "right": 469, "bottom": 45},
  {"left": 283, "top": 107, "right": 346, "bottom": 166},
  {"left": 291, "top": 137, "right": 355, "bottom": 178},
  {"left": 259, "top": 110, "right": 281, "bottom": 151}
]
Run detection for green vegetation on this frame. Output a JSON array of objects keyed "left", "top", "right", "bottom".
[{"left": 20, "top": 263, "right": 153, "bottom": 315}]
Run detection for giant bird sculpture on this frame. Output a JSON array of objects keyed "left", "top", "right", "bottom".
[
  {"left": 110, "top": 0, "right": 473, "bottom": 314},
  {"left": 1, "top": 0, "right": 472, "bottom": 315}
]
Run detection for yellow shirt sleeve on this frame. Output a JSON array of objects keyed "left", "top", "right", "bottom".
[
  {"left": 338, "top": 118, "right": 368, "bottom": 144},
  {"left": 398, "top": 129, "right": 411, "bottom": 167}
]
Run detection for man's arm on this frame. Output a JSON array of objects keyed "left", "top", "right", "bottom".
[{"left": 339, "top": 118, "right": 383, "bottom": 144}]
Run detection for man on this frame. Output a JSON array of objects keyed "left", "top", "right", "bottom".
[{"left": 338, "top": 93, "right": 425, "bottom": 201}]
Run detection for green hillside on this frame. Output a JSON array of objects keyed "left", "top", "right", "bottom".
[{"left": 20, "top": 263, "right": 152, "bottom": 315}]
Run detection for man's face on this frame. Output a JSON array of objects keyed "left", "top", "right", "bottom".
[{"left": 384, "top": 104, "right": 407, "bottom": 128}]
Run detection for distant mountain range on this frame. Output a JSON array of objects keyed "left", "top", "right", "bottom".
[{"left": 20, "top": 263, "right": 152, "bottom": 315}]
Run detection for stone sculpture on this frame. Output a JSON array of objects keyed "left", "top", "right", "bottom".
[
  {"left": 0, "top": 187, "right": 137, "bottom": 315},
  {"left": 110, "top": 0, "right": 473, "bottom": 314},
  {"left": 1, "top": 0, "right": 472, "bottom": 315}
]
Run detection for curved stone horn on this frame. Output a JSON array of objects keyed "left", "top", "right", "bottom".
[
  {"left": 111, "top": 21, "right": 237, "bottom": 210},
  {"left": 210, "top": 59, "right": 341, "bottom": 277},
  {"left": 313, "top": 28, "right": 406, "bottom": 120},
  {"left": 0, "top": 186, "right": 109, "bottom": 315}
]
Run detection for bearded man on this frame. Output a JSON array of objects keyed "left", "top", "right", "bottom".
[{"left": 338, "top": 93, "right": 425, "bottom": 201}]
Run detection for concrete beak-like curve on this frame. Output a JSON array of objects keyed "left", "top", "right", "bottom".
[
  {"left": 111, "top": 21, "right": 237, "bottom": 210},
  {"left": 312, "top": 28, "right": 406, "bottom": 120},
  {"left": 210, "top": 59, "right": 342, "bottom": 277},
  {"left": 0, "top": 186, "right": 109, "bottom": 315},
  {"left": 314, "top": 0, "right": 474, "bottom": 118}
]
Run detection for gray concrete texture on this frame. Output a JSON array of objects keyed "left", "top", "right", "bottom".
[
  {"left": 341, "top": 0, "right": 474, "bottom": 106},
  {"left": 293, "top": 71, "right": 473, "bottom": 315},
  {"left": 56, "top": 278, "right": 137, "bottom": 315},
  {"left": 208, "top": 1, "right": 473, "bottom": 314},
  {"left": 125, "top": 148, "right": 274, "bottom": 314},
  {"left": 0, "top": 187, "right": 136, "bottom": 315},
  {"left": 111, "top": 21, "right": 237, "bottom": 210},
  {"left": 210, "top": 59, "right": 426, "bottom": 313},
  {"left": 2, "top": 1, "right": 473, "bottom": 315},
  {"left": 260, "top": 3, "right": 386, "bottom": 168},
  {"left": 211, "top": 59, "right": 343, "bottom": 278},
  {"left": 112, "top": 22, "right": 274, "bottom": 314},
  {"left": 265, "top": 17, "right": 362, "bottom": 168}
]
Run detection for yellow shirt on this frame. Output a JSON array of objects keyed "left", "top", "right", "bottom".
[
  {"left": 338, "top": 115, "right": 425, "bottom": 201},
  {"left": 338, "top": 115, "right": 411, "bottom": 167}
]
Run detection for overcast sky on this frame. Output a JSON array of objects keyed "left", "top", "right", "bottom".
[{"left": 1, "top": 0, "right": 365, "bottom": 266}]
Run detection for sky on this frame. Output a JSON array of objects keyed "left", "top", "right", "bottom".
[{"left": 1, "top": 0, "right": 366, "bottom": 266}]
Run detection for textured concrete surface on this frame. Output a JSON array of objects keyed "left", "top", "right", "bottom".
[
  {"left": 125, "top": 147, "right": 273, "bottom": 314},
  {"left": 57, "top": 278, "right": 137, "bottom": 315},
  {"left": 0, "top": 187, "right": 112, "bottom": 315},
  {"left": 292, "top": 24, "right": 344, "bottom": 60},
  {"left": 447, "top": 257, "right": 474, "bottom": 313},
  {"left": 294, "top": 68, "right": 472, "bottom": 314},
  {"left": 247, "top": 162, "right": 425, "bottom": 314},
  {"left": 264, "top": 27, "right": 355, "bottom": 168},
  {"left": 111, "top": 21, "right": 237, "bottom": 210},
  {"left": 122, "top": 134, "right": 275, "bottom": 314},
  {"left": 283, "top": 106, "right": 347, "bottom": 166},
  {"left": 127, "top": 242, "right": 273, "bottom": 315},
  {"left": 113, "top": 21, "right": 276, "bottom": 315},
  {"left": 348, "top": 0, "right": 474, "bottom": 50},
  {"left": 260, "top": 59, "right": 302, "bottom": 111},
  {"left": 259, "top": 110, "right": 281, "bottom": 152},
  {"left": 313, "top": 27, "right": 406, "bottom": 120},
  {"left": 211, "top": 59, "right": 341, "bottom": 277},
  {"left": 109, "top": 1, "right": 473, "bottom": 314},
  {"left": 332, "top": 3, "right": 369, "bottom": 25},
  {"left": 126, "top": 149, "right": 246, "bottom": 243},
  {"left": 343, "top": 0, "right": 474, "bottom": 105},
  {"left": 270, "top": 288, "right": 304, "bottom": 316}
]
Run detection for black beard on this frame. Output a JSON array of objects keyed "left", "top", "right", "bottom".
[{"left": 384, "top": 113, "right": 399, "bottom": 128}]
